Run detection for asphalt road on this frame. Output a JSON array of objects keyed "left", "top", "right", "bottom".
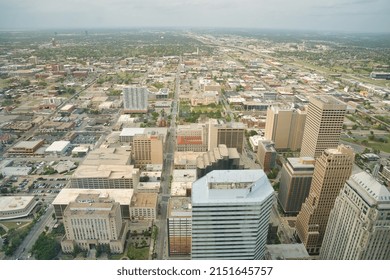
[
  {"left": 154, "top": 57, "right": 181, "bottom": 260},
  {"left": 12, "top": 205, "right": 55, "bottom": 260}
]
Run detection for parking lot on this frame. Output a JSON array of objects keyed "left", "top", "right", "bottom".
[{"left": 29, "top": 178, "right": 68, "bottom": 195}]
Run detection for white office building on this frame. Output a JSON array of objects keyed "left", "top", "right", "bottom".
[
  {"left": 191, "top": 170, "right": 274, "bottom": 260},
  {"left": 320, "top": 172, "right": 390, "bottom": 260},
  {"left": 123, "top": 87, "right": 148, "bottom": 113}
]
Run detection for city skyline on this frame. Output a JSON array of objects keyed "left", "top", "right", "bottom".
[{"left": 0, "top": 0, "right": 389, "bottom": 33}]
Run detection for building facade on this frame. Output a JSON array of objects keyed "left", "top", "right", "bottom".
[
  {"left": 257, "top": 141, "right": 277, "bottom": 172},
  {"left": 300, "top": 95, "right": 346, "bottom": 158},
  {"left": 132, "top": 134, "right": 163, "bottom": 167},
  {"left": 295, "top": 145, "right": 354, "bottom": 254},
  {"left": 320, "top": 172, "right": 390, "bottom": 260},
  {"left": 176, "top": 124, "right": 208, "bottom": 152},
  {"left": 123, "top": 87, "right": 148, "bottom": 113},
  {"left": 191, "top": 170, "right": 274, "bottom": 260},
  {"left": 208, "top": 119, "right": 246, "bottom": 153},
  {"left": 167, "top": 197, "right": 192, "bottom": 256},
  {"left": 278, "top": 157, "right": 315, "bottom": 214},
  {"left": 264, "top": 106, "right": 307, "bottom": 151},
  {"left": 61, "top": 194, "right": 128, "bottom": 254},
  {"left": 196, "top": 144, "right": 242, "bottom": 179}
]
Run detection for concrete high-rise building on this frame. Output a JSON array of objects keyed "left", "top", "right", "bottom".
[
  {"left": 123, "top": 87, "right": 149, "bottom": 113},
  {"left": 191, "top": 170, "right": 274, "bottom": 260},
  {"left": 278, "top": 157, "right": 315, "bottom": 214},
  {"left": 295, "top": 145, "right": 354, "bottom": 254},
  {"left": 61, "top": 193, "right": 128, "bottom": 254},
  {"left": 167, "top": 197, "right": 192, "bottom": 256},
  {"left": 132, "top": 133, "right": 163, "bottom": 167},
  {"left": 320, "top": 172, "right": 390, "bottom": 260},
  {"left": 264, "top": 106, "right": 307, "bottom": 151},
  {"left": 300, "top": 95, "right": 346, "bottom": 158},
  {"left": 257, "top": 140, "right": 277, "bottom": 172},
  {"left": 208, "top": 119, "right": 246, "bottom": 153}
]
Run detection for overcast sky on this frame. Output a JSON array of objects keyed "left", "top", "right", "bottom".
[{"left": 0, "top": 0, "right": 389, "bottom": 33}]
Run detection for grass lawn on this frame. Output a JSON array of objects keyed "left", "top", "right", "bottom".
[
  {"left": 127, "top": 245, "right": 149, "bottom": 260},
  {"left": 341, "top": 136, "right": 390, "bottom": 153},
  {"left": 0, "top": 221, "right": 31, "bottom": 231},
  {"left": 368, "top": 141, "right": 390, "bottom": 153}
]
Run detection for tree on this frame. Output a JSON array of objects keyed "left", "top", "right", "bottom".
[{"left": 31, "top": 232, "right": 60, "bottom": 260}]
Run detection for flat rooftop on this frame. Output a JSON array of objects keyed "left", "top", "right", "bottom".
[
  {"left": 130, "top": 193, "right": 158, "bottom": 208},
  {"left": 13, "top": 139, "right": 43, "bottom": 149},
  {"left": 287, "top": 157, "right": 315, "bottom": 170},
  {"left": 192, "top": 170, "right": 274, "bottom": 205},
  {"left": 265, "top": 244, "right": 310, "bottom": 260},
  {"left": 53, "top": 189, "right": 134, "bottom": 205},
  {"left": 0, "top": 196, "right": 35, "bottom": 212},
  {"left": 81, "top": 147, "right": 131, "bottom": 166},
  {"left": 73, "top": 164, "right": 137, "bottom": 179},
  {"left": 172, "top": 169, "right": 197, "bottom": 182},
  {"left": 45, "top": 140, "right": 70, "bottom": 152},
  {"left": 168, "top": 197, "right": 192, "bottom": 217}
]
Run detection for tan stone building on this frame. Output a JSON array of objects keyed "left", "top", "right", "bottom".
[
  {"left": 61, "top": 193, "right": 128, "bottom": 254},
  {"left": 132, "top": 134, "right": 163, "bottom": 167},
  {"left": 295, "top": 145, "right": 354, "bottom": 254},
  {"left": 129, "top": 193, "right": 158, "bottom": 220},
  {"left": 300, "top": 95, "right": 346, "bottom": 158},
  {"left": 264, "top": 106, "right": 307, "bottom": 151},
  {"left": 8, "top": 139, "right": 44, "bottom": 156}
]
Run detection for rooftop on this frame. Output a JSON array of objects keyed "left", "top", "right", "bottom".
[
  {"left": 265, "top": 244, "right": 310, "bottom": 260},
  {"left": 0, "top": 196, "right": 35, "bottom": 212},
  {"left": 52, "top": 189, "right": 134, "bottom": 205},
  {"left": 45, "top": 140, "right": 70, "bottom": 152},
  {"left": 192, "top": 170, "right": 274, "bottom": 205},
  {"left": 349, "top": 172, "right": 390, "bottom": 208},
  {"left": 287, "top": 157, "right": 315, "bottom": 170},
  {"left": 73, "top": 164, "right": 137, "bottom": 179},
  {"left": 130, "top": 193, "right": 158, "bottom": 208},
  {"left": 168, "top": 197, "right": 192, "bottom": 218},
  {"left": 81, "top": 147, "right": 131, "bottom": 166},
  {"left": 13, "top": 139, "right": 43, "bottom": 150}
]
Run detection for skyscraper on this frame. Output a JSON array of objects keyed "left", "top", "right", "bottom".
[
  {"left": 295, "top": 145, "right": 354, "bottom": 254},
  {"left": 264, "top": 106, "right": 307, "bottom": 151},
  {"left": 300, "top": 95, "right": 346, "bottom": 158},
  {"left": 278, "top": 157, "right": 315, "bottom": 214},
  {"left": 320, "top": 172, "right": 390, "bottom": 260},
  {"left": 123, "top": 87, "right": 149, "bottom": 113},
  {"left": 191, "top": 170, "right": 274, "bottom": 260}
]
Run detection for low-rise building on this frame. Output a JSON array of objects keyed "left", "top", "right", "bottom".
[
  {"left": 45, "top": 140, "right": 70, "bottom": 156},
  {"left": 8, "top": 139, "right": 44, "bottom": 156},
  {"left": 129, "top": 193, "right": 158, "bottom": 220},
  {"left": 0, "top": 196, "right": 38, "bottom": 220}
]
